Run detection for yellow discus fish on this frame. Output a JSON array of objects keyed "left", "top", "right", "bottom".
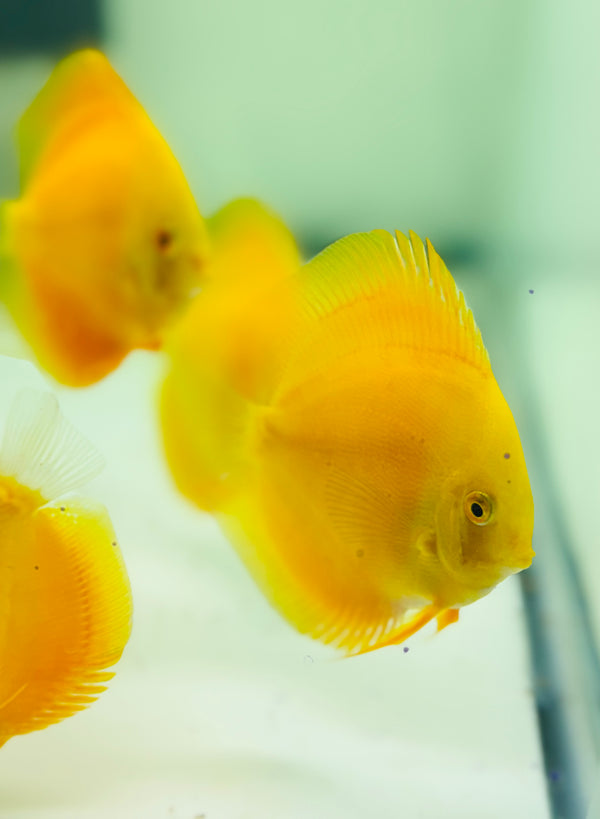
[
  {"left": 162, "top": 197, "right": 301, "bottom": 510},
  {"left": 0, "top": 391, "right": 132, "bottom": 746},
  {"left": 0, "top": 49, "right": 208, "bottom": 386},
  {"left": 161, "top": 229, "right": 534, "bottom": 655}
]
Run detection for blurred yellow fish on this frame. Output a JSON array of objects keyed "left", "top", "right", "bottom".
[
  {"left": 162, "top": 197, "right": 301, "bottom": 510},
  {"left": 161, "top": 229, "right": 534, "bottom": 655},
  {"left": 0, "top": 391, "right": 132, "bottom": 746},
  {"left": 0, "top": 49, "right": 208, "bottom": 386}
]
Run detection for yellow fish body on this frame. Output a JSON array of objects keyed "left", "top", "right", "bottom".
[
  {"left": 0, "top": 49, "right": 208, "bottom": 386},
  {"left": 0, "top": 391, "right": 132, "bottom": 746},
  {"left": 161, "top": 229, "right": 534, "bottom": 655}
]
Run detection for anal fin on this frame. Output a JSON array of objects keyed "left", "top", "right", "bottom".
[{"left": 349, "top": 604, "right": 440, "bottom": 657}]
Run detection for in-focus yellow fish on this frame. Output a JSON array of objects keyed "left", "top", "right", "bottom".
[
  {"left": 0, "top": 391, "right": 132, "bottom": 746},
  {"left": 0, "top": 49, "right": 208, "bottom": 386},
  {"left": 161, "top": 229, "right": 534, "bottom": 655}
]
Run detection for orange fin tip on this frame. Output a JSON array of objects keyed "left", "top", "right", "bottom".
[
  {"left": 348, "top": 604, "right": 440, "bottom": 657},
  {"left": 436, "top": 608, "right": 460, "bottom": 632}
]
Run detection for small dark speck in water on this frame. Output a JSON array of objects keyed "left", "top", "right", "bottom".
[
  {"left": 34, "top": 565, "right": 39, "bottom": 570},
  {"left": 356, "top": 549, "right": 364, "bottom": 558},
  {"left": 60, "top": 506, "right": 65, "bottom": 512},
  {"left": 303, "top": 655, "right": 314, "bottom": 665},
  {"left": 549, "top": 770, "right": 560, "bottom": 782},
  {"left": 403, "top": 646, "right": 409, "bottom": 654},
  {"left": 503, "top": 452, "right": 510, "bottom": 459},
  {"left": 528, "top": 289, "right": 534, "bottom": 294}
]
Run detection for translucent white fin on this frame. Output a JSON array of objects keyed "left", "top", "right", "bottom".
[{"left": 0, "top": 390, "right": 104, "bottom": 500}]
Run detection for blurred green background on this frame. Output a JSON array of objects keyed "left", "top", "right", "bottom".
[{"left": 1, "top": 0, "right": 598, "bottom": 262}]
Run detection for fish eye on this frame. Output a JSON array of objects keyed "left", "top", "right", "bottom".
[
  {"left": 464, "top": 491, "right": 493, "bottom": 526},
  {"left": 156, "top": 229, "right": 174, "bottom": 251}
]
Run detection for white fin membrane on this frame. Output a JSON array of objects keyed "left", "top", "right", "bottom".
[{"left": 0, "top": 389, "right": 104, "bottom": 500}]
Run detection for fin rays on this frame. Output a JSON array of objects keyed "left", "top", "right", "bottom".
[
  {"left": 0, "top": 390, "right": 104, "bottom": 500},
  {"left": 0, "top": 498, "right": 132, "bottom": 744},
  {"left": 294, "top": 229, "right": 490, "bottom": 374}
]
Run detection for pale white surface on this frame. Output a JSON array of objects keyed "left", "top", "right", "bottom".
[
  {"left": 589, "top": 772, "right": 600, "bottom": 819},
  {"left": 0, "top": 352, "right": 548, "bottom": 818}
]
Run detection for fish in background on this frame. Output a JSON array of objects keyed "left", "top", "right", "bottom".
[
  {"left": 161, "top": 228, "right": 534, "bottom": 655},
  {"left": 0, "top": 390, "right": 132, "bottom": 747},
  {"left": 162, "top": 196, "right": 301, "bottom": 510},
  {"left": 0, "top": 49, "right": 208, "bottom": 387}
]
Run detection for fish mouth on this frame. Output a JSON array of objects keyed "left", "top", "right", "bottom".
[{"left": 504, "top": 546, "right": 535, "bottom": 576}]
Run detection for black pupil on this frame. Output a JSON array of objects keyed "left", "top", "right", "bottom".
[{"left": 471, "top": 502, "right": 484, "bottom": 518}]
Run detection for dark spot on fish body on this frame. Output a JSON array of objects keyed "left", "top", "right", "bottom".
[
  {"left": 34, "top": 565, "right": 39, "bottom": 570},
  {"left": 112, "top": 541, "right": 117, "bottom": 547},
  {"left": 503, "top": 452, "right": 510, "bottom": 459},
  {"left": 356, "top": 549, "right": 364, "bottom": 558},
  {"left": 507, "top": 480, "right": 511, "bottom": 484},
  {"left": 60, "top": 506, "right": 65, "bottom": 512},
  {"left": 156, "top": 229, "right": 174, "bottom": 252}
]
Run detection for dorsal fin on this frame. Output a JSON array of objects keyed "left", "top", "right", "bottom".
[
  {"left": 17, "top": 49, "right": 135, "bottom": 186},
  {"left": 283, "top": 230, "right": 490, "bottom": 381},
  {"left": 0, "top": 390, "right": 104, "bottom": 500},
  {"left": 205, "top": 197, "right": 300, "bottom": 288}
]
